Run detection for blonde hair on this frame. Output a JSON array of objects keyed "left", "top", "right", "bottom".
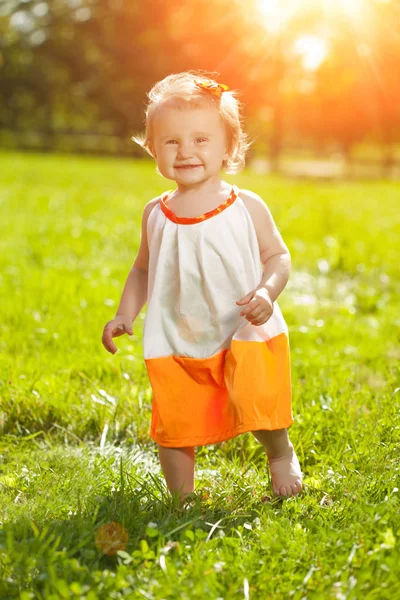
[{"left": 132, "top": 70, "right": 251, "bottom": 174}]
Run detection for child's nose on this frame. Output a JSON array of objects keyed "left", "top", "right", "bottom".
[{"left": 177, "top": 143, "right": 193, "bottom": 158}]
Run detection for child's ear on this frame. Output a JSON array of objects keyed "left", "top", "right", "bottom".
[{"left": 148, "top": 142, "right": 157, "bottom": 158}]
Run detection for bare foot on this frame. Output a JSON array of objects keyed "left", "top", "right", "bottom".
[{"left": 268, "top": 444, "right": 303, "bottom": 498}]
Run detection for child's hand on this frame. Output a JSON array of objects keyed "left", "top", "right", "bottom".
[
  {"left": 102, "top": 316, "right": 134, "bottom": 354},
  {"left": 236, "top": 288, "right": 274, "bottom": 326}
]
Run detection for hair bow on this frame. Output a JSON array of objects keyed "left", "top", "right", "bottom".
[{"left": 195, "top": 80, "right": 229, "bottom": 98}]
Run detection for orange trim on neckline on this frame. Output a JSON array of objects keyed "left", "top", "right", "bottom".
[{"left": 160, "top": 185, "right": 239, "bottom": 224}]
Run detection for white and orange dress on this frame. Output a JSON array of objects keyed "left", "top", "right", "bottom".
[{"left": 143, "top": 185, "right": 293, "bottom": 448}]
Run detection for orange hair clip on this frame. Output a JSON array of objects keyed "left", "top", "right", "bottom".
[{"left": 195, "top": 80, "right": 230, "bottom": 98}]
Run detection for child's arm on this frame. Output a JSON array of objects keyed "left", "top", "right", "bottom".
[
  {"left": 237, "top": 190, "right": 291, "bottom": 324},
  {"left": 115, "top": 267, "right": 148, "bottom": 322},
  {"left": 102, "top": 197, "right": 159, "bottom": 353},
  {"left": 255, "top": 251, "right": 291, "bottom": 304}
]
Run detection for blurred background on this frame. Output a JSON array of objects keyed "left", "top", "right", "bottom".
[
  {"left": 0, "top": 0, "right": 400, "bottom": 178},
  {"left": 1, "top": 0, "right": 400, "bottom": 179}
]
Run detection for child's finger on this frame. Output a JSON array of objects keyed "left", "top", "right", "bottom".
[
  {"left": 102, "top": 322, "right": 133, "bottom": 354},
  {"left": 240, "top": 300, "right": 258, "bottom": 316},
  {"left": 245, "top": 308, "right": 267, "bottom": 322},
  {"left": 102, "top": 329, "right": 118, "bottom": 354},
  {"left": 116, "top": 323, "right": 133, "bottom": 335},
  {"left": 236, "top": 291, "right": 255, "bottom": 305},
  {"left": 253, "top": 312, "right": 272, "bottom": 325},
  {"left": 247, "top": 306, "right": 264, "bottom": 319},
  {"left": 114, "top": 324, "right": 133, "bottom": 337}
]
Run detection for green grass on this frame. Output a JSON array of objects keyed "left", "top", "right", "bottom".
[{"left": 1, "top": 151, "right": 399, "bottom": 599}]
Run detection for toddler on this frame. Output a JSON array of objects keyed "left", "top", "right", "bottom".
[{"left": 102, "top": 71, "right": 303, "bottom": 500}]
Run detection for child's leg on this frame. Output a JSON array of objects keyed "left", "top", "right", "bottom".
[
  {"left": 157, "top": 445, "right": 195, "bottom": 500},
  {"left": 252, "top": 428, "right": 303, "bottom": 498}
]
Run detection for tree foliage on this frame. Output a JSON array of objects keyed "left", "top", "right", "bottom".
[{"left": 1, "top": 0, "right": 400, "bottom": 159}]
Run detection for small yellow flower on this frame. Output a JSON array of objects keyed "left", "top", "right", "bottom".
[
  {"left": 195, "top": 80, "right": 230, "bottom": 98},
  {"left": 95, "top": 521, "right": 129, "bottom": 556}
]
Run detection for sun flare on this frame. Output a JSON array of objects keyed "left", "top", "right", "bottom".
[
  {"left": 258, "top": 0, "right": 371, "bottom": 30},
  {"left": 293, "top": 35, "right": 328, "bottom": 71},
  {"left": 257, "top": 0, "right": 375, "bottom": 70}
]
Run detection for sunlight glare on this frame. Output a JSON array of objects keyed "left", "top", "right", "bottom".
[
  {"left": 293, "top": 35, "right": 328, "bottom": 71},
  {"left": 258, "top": 0, "right": 371, "bottom": 31},
  {"left": 257, "top": 0, "right": 303, "bottom": 33},
  {"left": 323, "top": 0, "right": 369, "bottom": 21}
]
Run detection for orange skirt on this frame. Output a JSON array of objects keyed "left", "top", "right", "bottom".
[{"left": 144, "top": 332, "right": 293, "bottom": 447}]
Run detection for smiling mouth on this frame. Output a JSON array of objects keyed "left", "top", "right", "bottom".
[{"left": 175, "top": 165, "right": 203, "bottom": 169}]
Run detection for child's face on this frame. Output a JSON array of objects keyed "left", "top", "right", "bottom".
[{"left": 151, "top": 103, "right": 230, "bottom": 189}]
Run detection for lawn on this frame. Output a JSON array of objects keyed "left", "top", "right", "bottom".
[{"left": 1, "top": 151, "right": 399, "bottom": 599}]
